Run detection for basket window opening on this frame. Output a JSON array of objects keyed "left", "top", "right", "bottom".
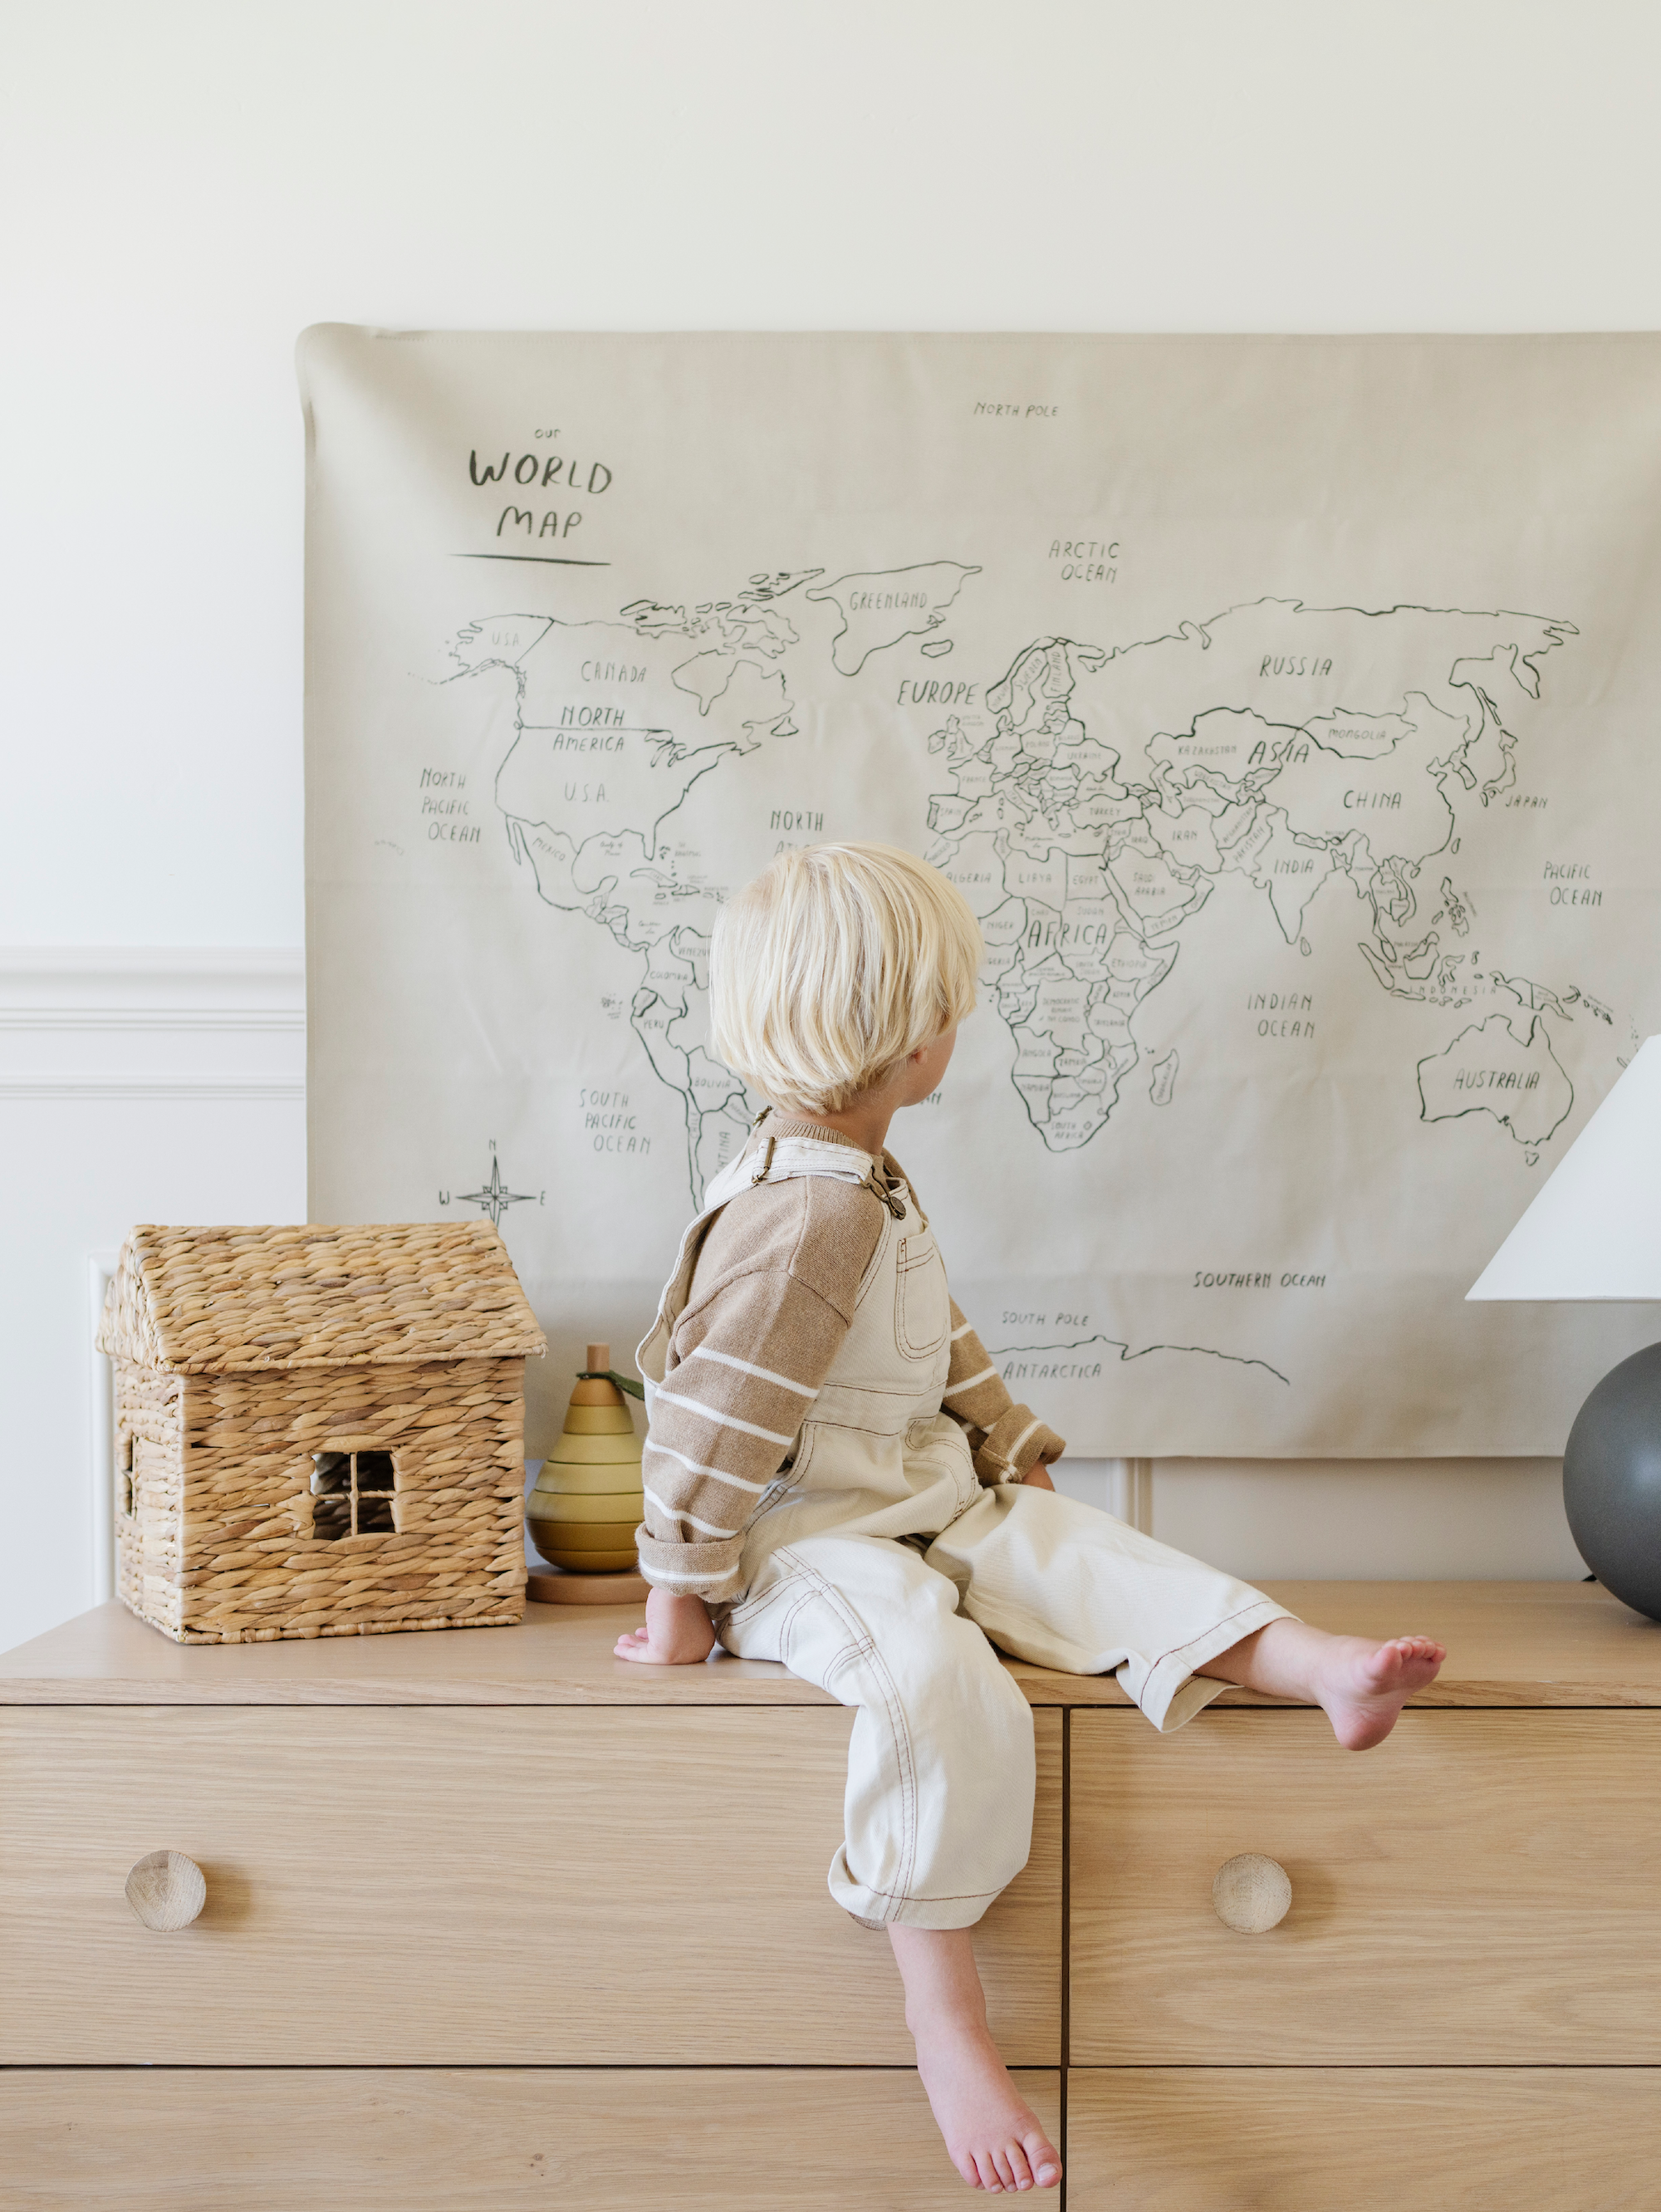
[{"left": 311, "top": 1449, "right": 399, "bottom": 1539}]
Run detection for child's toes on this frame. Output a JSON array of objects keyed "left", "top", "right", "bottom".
[
  {"left": 1022, "top": 2132, "right": 1061, "bottom": 2187},
  {"left": 988, "top": 2144, "right": 1022, "bottom": 2190},
  {"left": 1002, "top": 2139, "right": 1036, "bottom": 2190}
]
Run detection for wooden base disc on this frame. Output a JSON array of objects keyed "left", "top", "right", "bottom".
[{"left": 526, "top": 1567, "right": 649, "bottom": 1607}]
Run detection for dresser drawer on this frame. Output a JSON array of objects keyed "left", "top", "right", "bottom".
[
  {"left": 1071, "top": 1708, "right": 1661, "bottom": 2062},
  {"left": 0, "top": 2065, "right": 1062, "bottom": 2210},
  {"left": 1067, "top": 2068, "right": 1661, "bottom": 2209},
  {"left": 0, "top": 1706, "right": 1059, "bottom": 2065}
]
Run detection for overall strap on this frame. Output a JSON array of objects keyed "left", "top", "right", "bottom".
[{"left": 746, "top": 1126, "right": 909, "bottom": 1219}]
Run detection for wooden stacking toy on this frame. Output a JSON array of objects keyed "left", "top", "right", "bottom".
[{"left": 526, "top": 1343, "right": 649, "bottom": 1606}]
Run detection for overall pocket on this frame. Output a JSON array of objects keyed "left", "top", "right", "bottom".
[{"left": 894, "top": 1234, "right": 950, "bottom": 1359}]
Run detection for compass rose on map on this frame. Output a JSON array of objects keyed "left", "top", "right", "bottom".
[{"left": 444, "top": 1145, "right": 540, "bottom": 1228}]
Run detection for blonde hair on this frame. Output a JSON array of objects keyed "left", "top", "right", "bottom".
[{"left": 710, "top": 844, "right": 982, "bottom": 1114}]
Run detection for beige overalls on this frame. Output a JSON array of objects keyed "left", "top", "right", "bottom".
[{"left": 638, "top": 1129, "right": 1291, "bottom": 1930}]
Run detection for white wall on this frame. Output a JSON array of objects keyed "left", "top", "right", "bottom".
[{"left": 12, "top": 0, "right": 1654, "bottom": 1648}]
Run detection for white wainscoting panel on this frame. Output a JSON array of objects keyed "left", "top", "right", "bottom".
[
  {"left": 88, "top": 1250, "right": 119, "bottom": 1605},
  {"left": 1047, "top": 1457, "right": 1585, "bottom": 1581},
  {"left": 1145, "top": 1457, "right": 1585, "bottom": 1583},
  {"left": 0, "top": 949, "right": 306, "bottom": 1652}
]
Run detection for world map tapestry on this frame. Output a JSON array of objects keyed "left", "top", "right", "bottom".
[{"left": 301, "top": 327, "right": 1661, "bottom": 1456}]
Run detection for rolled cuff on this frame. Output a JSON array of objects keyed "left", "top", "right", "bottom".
[
  {"left": 635, "top": 1526, "right": 747, "bottom": 1604},
  {"left": 1020, "top": 1424, "right": 1067, "bottom": 1476},
  {"left": 828, "top": 1844, "right": 1015, "bottom": 1931},
  {"left": 972, "top": 1406, "right": 1068, "bottom": 1485},
  {"left": 1129, "top": 1597, "right": 1297, "bottom": 1733}
]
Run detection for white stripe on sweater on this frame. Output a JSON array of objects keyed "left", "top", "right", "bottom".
[
  {"left": 686, "top": 1345, "right": 821, "bottom": 1397},
  {"left": 653, "top": 1386, "right": 795, "bottom": 1447},
  {"left": 949, "top": 1319, "right": 975, "bottom": 1341},
  {"left": 943, "top": 1364, "right": 998, "bottom": 1398},
  {"left": 999, "top": 1415, "right": 1041, "bottom": 1468},
  {"left": 643, "top": 1484, "right": 740, "bottom": 1539},
  {"left": 644, "top": 1440, "right": 771, "bottom": 1493},
  {"left": 638, "top": 1560, "right": 742, "bottom": 1590}
]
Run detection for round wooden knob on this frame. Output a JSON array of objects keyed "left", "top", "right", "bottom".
[
  {"left": 125, "top": 1850, "right": 206, "bottom": 1932},
  {"left": 1212, "top": 1852, "right": 1291, "bottom": 1934}
]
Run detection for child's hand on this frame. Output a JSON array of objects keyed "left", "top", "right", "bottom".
[
  {"left": 1022, "top": 1462, "right": 1056, "bottom": 1491},
  {"left": 615, "top": 1587, "right": 717, "bottom": 1665}
]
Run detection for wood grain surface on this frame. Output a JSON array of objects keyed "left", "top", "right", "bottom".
[
  {"left": 0, "top": 1599, "right": 833, "bottom": 1704},
  {"left": 0, "top": 2067, "right": 1061, "bottom": 2210},
  {"left": 0, "top": 1706, "right": 1060, "bottom": 2066},
  {"left": 1071, "top": 1706, "right": 1661, "bottom": 2063},
  {"left": 7, "top": 1582, "right": 1659, "bottom": 1709},
  {"left": 1068, "top": 2069, "right": 1661, "bottom": 2210}
]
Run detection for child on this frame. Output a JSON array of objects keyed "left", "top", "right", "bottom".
[{"left": 615, "top": 843, "right": 1445, "bottom": 2195}]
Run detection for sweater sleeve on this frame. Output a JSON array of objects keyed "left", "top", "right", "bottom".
[
  {"left": 636, "top": 1175, "right": 884, "bottom": 1602},
  {"left": 939, "top": 1298, "right": 1066, "bottom": 1484}
]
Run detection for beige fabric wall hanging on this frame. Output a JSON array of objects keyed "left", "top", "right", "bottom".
[{"left": 301, "top": 327, "right": 1661, "bottom": 1456}]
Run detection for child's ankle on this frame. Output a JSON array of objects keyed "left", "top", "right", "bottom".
[{"left": 906, "top": 1990, "right": 988, "bottom": 2044}]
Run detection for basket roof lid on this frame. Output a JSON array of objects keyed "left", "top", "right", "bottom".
[{"left": 97, "top": 1222, "right": 547, "bottom": 1373}]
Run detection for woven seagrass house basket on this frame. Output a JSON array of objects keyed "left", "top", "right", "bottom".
[{"left": 96, "top": 1221, "right": 546, "bottom": 1644}]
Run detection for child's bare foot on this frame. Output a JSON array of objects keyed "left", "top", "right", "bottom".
[
  {"left": 887, "top": 1924, "right": 1061, "bottom": 2191},
  {"left": 1310, "top": 1633, "right": 1446, "bottom": 1749},
  {"left": 909, "top": 2007, "right": 1062, "bottom": 2191},
  {"left": 1199, "top": 1617, "right": 1446, "bottom": 1749}
]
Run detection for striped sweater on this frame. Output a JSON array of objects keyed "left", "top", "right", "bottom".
[{"left": 637, "top": 1121, "right": 1066, "bottom": 1601}]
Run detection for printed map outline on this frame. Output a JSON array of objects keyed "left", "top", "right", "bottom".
[{"left": 439, "top": 577, "right": 1621, "bottom": 1395}]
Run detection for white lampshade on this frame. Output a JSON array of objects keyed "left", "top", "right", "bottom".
[{"left": 1468, "top": 1036, "right": 1661, "bottom": 1302}]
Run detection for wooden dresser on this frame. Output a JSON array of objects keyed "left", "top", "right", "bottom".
[{"left": 3, "top": 1582, "right": 1659, "bottom": 2208}]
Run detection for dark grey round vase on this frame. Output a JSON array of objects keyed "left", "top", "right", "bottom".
[{"left": 1564, "top": 1341, "right": 1661, "bottom": 1620}]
